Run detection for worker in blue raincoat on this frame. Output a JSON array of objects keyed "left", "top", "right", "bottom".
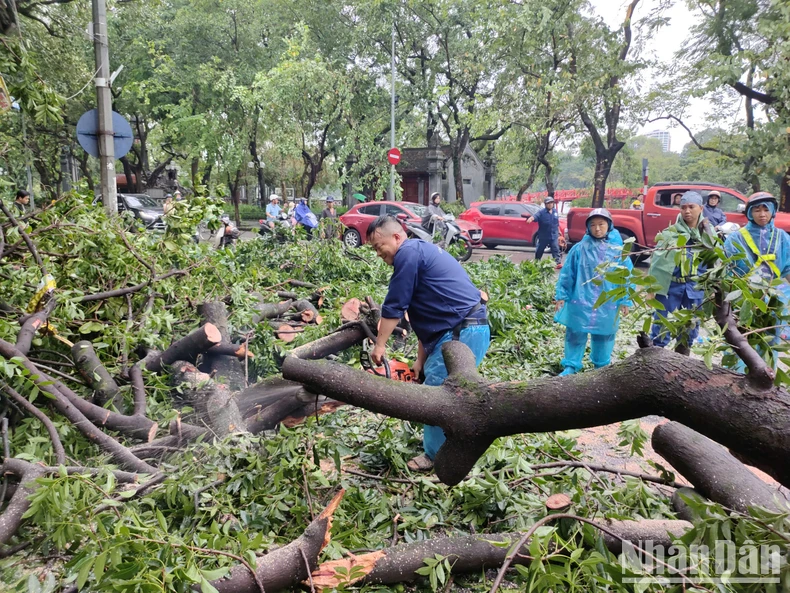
[
  {"left": 555, "top": 208, "right": 633, "bottom": 375},
  {"left": 723, "top": 192, "right": 790, "bottom": 368},
  {"left": 703, "top": 190, "right": 727, "bottom": 229},
  {"left": 527, "top": 196, "right": 562, "bottom": 266},
  {"left": 648, "top": 191, "right": 716, "bottom": 354}
]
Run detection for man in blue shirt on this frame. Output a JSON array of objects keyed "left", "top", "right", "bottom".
[
  {"left": 527, "top": 196, "right": 562, "bottom": 267},
  {"left": 368, "top": 216, "right": 490, "bottom": 471},
  {"left": 265, "top": 195, "right": 282, "bottom": 229}
]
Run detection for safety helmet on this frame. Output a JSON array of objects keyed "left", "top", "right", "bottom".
[
  {"left": 269, "top": 195, "right": 280, "bottom": 202},
  {"left": 631, "top": 200, "right": 641, "bottom": 207},
  {"left": 220, "top": 214, "right": 230, "bottom": 224},
  {"left": 326, "top": 196, "right": 335, "bottom": 203},
  {"left": 544, "top": 196, "right": 555, "bottom": 205},
  {"left": 165, "top": 193, "right": 173, "bottom": 199},
  {"left": 746, "top": 191, "right": 777, "bottom": 213},
  {"left": 706, "top": 190, "right": 721, "bottom": 204},
  {"left": 586, "top": 208, "right": 613, "bottom": 233},
  {"left": 430, "top": 192, "right": 441, "bottom": 202}
]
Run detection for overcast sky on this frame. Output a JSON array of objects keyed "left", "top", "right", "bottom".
[{"left": 587, "top": 0, "right": 720, "bottom": 153}]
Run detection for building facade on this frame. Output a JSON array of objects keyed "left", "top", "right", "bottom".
[
  {"left": 395, "top": 139, "right": 496, "bottom": 206},
  {"left": 646, "top": 129, "right": 671, "bottom": 152}
]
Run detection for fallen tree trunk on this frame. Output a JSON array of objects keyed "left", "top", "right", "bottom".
[
  {"left": 652, "top": 421, "right": 789, "bottom": 513},
  {"left": 251, "top": 300, "right": 294, "bottom": 323},
  {"left": 208, "top": 489, "right": 344, "bottom": 593},
  {"left": 71, "top": 340, "right": 123, "bottom": 408},
  {"left": 199, "top": 302, "right": 245, "bottom": 390},
  {"left": 145, "top": 323, "right": 222, "bottom": 373},
  {"left": 282, "top": 342, "right": 790, "bottom": 488},
  {"left": 0, "top": 459, "right": 47, "bottom": 547},
  {"left": 310, "top": 519, "right": 692, "bottom": 589},
  {"left": 288, "top": 323, "right": 367, "bottom": 360},
  {"left": 171, "top": 361, "right": 245, "bottom": 437}
]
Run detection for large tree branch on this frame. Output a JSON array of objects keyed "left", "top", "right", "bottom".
[
  {"left": 731, "top": 81, "right": 776, "bottom": 106},
  {"left": 282, "top": 343, "right": 790, "bottom": 488},
  {"left": 645, "top": 115, "right": 737, "bottom": 159}
]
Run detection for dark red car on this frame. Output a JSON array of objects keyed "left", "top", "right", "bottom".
[
  {"left": 339, "top": 201, "right": 483, "bottom": 248},
  {"left": 459, "top": 200, "right": 567, "bottom": 249}
]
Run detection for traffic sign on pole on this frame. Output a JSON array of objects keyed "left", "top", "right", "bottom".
[
  {"left": 387, "top": 147, "right": 401, "bottom": 166},
  {"left": 76, "top": 109, "right": 134, "bottom": 159}
]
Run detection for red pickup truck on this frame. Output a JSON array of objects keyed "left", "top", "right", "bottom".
[{"left": 566, "top": 182, "right": 790, "bottom": 248}]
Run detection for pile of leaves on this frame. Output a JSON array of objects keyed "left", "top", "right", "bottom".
[{"left": 0, "top": 190, "right": 787, "bottom": 592}]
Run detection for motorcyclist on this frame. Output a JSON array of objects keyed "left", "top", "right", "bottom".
[
  {"left": 265, "top": 195, "right": 282, "bottom": 229},
  {"left": 424, "top": 192, "right": 457, "bottom": 246},
  {"left": 703, "top": 190, "right": 727, "bottom": 229},
  {"left": 217, "top": 214, "right": 240, "bottom": 248},
  {"left": 294, "top": 198, "right": 319, "bottom": 239}
]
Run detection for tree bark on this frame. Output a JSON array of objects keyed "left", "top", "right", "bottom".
[
  {"left": 15, "top": 299, "right": 56, "bottom": 356},
  {"left": 0, "top": 459, "right": 47, "bottom": 546},
  {"left": 287, "top": 324, "right": 367, "bottom": 360},
  {"left": 171, "top": 361, "right": 245, "bottom": 436},
  {"left": 198, "top": 302, "right": 245, "bottom": 391},
  {"left": 282, "top": 343, "right": 790, "bottom": 488},
  {"left": 652, "top": 421, "right": 789, "bottom": 513},
  {"left": 145, "top": 323, "right": 222, "bottom": 373},
  {"left": 71, "top": 340, "right": 123, "bottom": 408},
  {"left": 310, "top": 519, "right": 691, "bottom": 589},
  {"left": 208, "top": 490, "right": 344, "bottom": 593}
]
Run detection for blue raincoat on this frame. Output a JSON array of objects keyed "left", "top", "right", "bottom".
[
  {"left": 294, "top": 202, "right": 319, "bottom": 229},
  {"left": 724, "top": 216, "right": 790, "bottom": 350},
  {"left": 703, "top": 204, "right": 726, "bottom": 227},
  {"left": 554, "top": 222, "right": 632, "bottom": 374},
  {"left": 555, "top": 226, "right": 633, "bottom": 335}
]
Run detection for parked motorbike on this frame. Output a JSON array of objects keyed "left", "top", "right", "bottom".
[{"left": 397, "top": 213, "right": 473, "bottom": 262}]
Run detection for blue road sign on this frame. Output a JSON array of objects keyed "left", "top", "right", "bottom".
[{"left": 76, "top": 109, "right": 134, "bottom": 159}]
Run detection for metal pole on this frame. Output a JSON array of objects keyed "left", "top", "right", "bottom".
[
  {"left": 20, "top": 112, "right": 34, "bottom": 208},
  {"left": 390, "top": 21, "right": 395, "bottom": 201},
  {"left": 93, "top": 0, "right": 117, "bottom": 214}
]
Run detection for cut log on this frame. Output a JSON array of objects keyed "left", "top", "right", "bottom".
[
  {"left": 287, "top": 324, "right": 367, "bottom": 360},
  {"left": 309, "top": 519, "right": 692, "bottom": 589},
  {"left": 252, "top": 300, "right": 295, "bottom": 323},
  {"left": 171, "top": 361, "right": 245, "bottom": 437},
  {"left": 341, "top": 298, "right": 361, "bottom": 322},
  {"left": 208, "top": 489, "right": 344, "bottom": 593},
  {"left": 282, "top": 342, "right": 790, "bottom": 488},
  {"left": 15, "top": 299, "right": 56, "bottom": 356},
  {"left": 145, "top": 323, "right": 222, "bottom": 373},
  {"left": 206, "top": 343, "right": 254, "bottom": 360},
  {"left": 71, "top": 340, "right": 123, "bottom": 408},
  {"left": 198, "top": 302, "right": 246, "bottom": 391},
  {"left": 652, "top": 421, "right": 789, "bottom": 513},
  {"left": 273, "top": 323, "right": 302, "bottom": 343},
  {"left": 288, "top": 279, "right": 317, "bottom": 289},
  {"left": 276, "top": 291, "right": 300, "bottom": 301},
  {"left": 671, "top": 487, "right": 707, "bottom": 522}
]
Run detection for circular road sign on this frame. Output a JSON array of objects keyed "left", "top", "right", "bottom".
[{"left": 387, "top": 147, "right": 401, "bottom": 166}]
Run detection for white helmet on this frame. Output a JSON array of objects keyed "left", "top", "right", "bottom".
[{"left": 270, "top": 194, "right": 280, "bottom": 202}]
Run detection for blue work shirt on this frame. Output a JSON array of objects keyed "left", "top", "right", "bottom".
[
  {"left": 381, "top": 239, "right": 485, "bottom": 355},
  {"left": 533, "top": 207, "right": 560, "bottom": 241},
  {"left": 266, "top": 204, "right": 281, "bottom": 220}
]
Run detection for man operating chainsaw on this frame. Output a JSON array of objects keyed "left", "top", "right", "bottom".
[{"left": 367, "top": 215, "right": 490, "bottom": 472}]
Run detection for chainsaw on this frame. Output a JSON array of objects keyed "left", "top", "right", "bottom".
[{"left": 360, "top": 339, "right": 416, "bottom": 383}]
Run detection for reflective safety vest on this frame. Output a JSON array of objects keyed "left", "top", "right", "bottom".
[{"left": 739, "top": 227, "right": 781, "bottom": 278}]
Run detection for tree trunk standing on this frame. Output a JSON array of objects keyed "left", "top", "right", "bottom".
[
  {"left": 190, "top": 157, "right": 200, "bottom": 191},
  {"left": 781, "top": 129, "right": 790, "bottom": 212},
  {"left": 591, "top": 150, "right": 619, "bottom": 208},
  {"left": 75, "top": 151, "right": 94, "bottom": 192},
  {"left": 249, "top": 114, "right": 266, "bottom": 205},
  {"left": 120, "top": 156, "right": 136, "bottom": 193},
  {"left": 147, "top": 157, "right": 172, "bottom": 190},
  {"left": 449, "top": 130, "right": 469, "bottom": 203},
  {"left": 515, "top": 162, "right": 539, "bottom": 201},
  {"left": 570, "top": 0, "right": 638, "bottom": 209},
  {"left": 227, "top": 171, "right": 241, "bottom": 227},
  {"left": 201, "top": 164, "right": 212, "bottom": 188}
]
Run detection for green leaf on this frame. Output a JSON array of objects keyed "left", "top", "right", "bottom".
[
  {"left": 76, "top": 557, "right": 95, "bottom": 590},
  {"left": 200, "top": 567, "right": 230, "bottom": 581},
  {"left": 200, "top": 578, "right": 220, "bottom": 593},
  {"left": 156, "top": 508, "right": 168, "bottom": 531},
  {"left": 724, "top": 290, "right": 742, "bottom": 302},
  {"left": 93, "top": 551, "right": 107, "bottom": 581}
]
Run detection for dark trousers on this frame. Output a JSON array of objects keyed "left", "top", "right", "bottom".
[{"left": 535, "top": 236, "right": 561, "bottom": 263}]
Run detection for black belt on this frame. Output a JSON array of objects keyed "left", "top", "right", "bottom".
[
  {"left": 672, "top": 276, "right": 692, "bottom": 284},
  {"left": 452, "top": 303, "right": 489, "bottom": 341}
]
